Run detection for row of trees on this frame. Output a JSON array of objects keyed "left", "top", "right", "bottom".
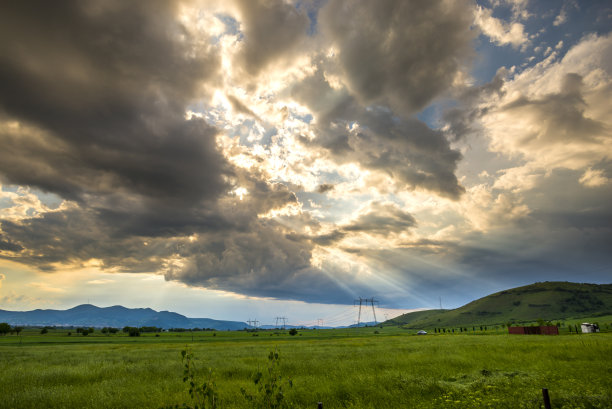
[{"left": 0, "top": 323, "right": 22, "bottom": 335}]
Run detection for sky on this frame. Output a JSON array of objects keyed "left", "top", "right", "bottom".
[{"left": 0, "top": 0, "right": 611, "bottom": 327}]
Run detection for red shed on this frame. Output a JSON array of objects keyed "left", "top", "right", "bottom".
[{"left": 508, "top": 326, "right": 558, "bottom": 335}]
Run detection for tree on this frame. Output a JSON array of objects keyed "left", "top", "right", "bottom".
[
  {"left": 0, "top": 322, "right": 11, "bottom": 335},
  {"left": 40, "top": 328, "right": 48, "bottom": 334},
  {"left": 13, "top": 326, "right": 23, "bottom": 335},
  {"left": 288, "top": 328, "right": 298, "bottom": 336}
]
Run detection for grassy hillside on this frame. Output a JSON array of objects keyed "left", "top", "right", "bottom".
[{"left": 386, "top": 281, "right": 612, "bottom": 328}]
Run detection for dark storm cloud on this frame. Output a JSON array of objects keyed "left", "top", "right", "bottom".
[
  {"left": 319, "top": 0, "right": 475, "bottom": 115},
  {"left": 292, "top": 66, "right": 465, "bottom": 198},
  {"left": 234, "top": 0, "right": 310, "bottom": 75},
  {"left": 0, "top": 0, "right": 227, "bottom": 209}
]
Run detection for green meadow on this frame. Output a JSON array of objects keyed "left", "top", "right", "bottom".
[{"left": 0, "top": 327, "right": 610, "bottom": 408}]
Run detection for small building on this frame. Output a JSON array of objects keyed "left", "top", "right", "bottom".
[
  {"left": 417, "top": 330, "right": 427, "bottom": 335},
  {"left": 581, "top": 323, "right": 599, "bottom": 333},
  {"left": 508, "top": 326, "right": 558, "bottom": 335}
]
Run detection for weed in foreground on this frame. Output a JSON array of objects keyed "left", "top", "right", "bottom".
[
  {"left": 240, "top": 349, "right": 293, "bottom": 409},
  {"left": 163, "top": 348, "right": 218, "bottom": 409}
]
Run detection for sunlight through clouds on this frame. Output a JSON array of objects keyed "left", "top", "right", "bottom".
[{"left": 0, "top": 0, "right": 610, "bottom": 316}]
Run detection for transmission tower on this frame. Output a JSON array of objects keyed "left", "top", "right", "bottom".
[
  {"left": 247, "top": 319, "right": 259, "bottom": 328},
  {"left": 354, "top": 297, "right": 379, "bottom": 326},
  {"left": 275, "top": 316, "right": 288, "bottom": 329},
  {"left": 317, "top": 318, "right": 323, "bottom": 328}
]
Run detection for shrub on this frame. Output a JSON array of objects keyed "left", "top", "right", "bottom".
[{"left": 0, "top": 323, "right": 11, "bottom": 335}]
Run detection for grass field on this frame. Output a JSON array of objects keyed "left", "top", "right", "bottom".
[{"left": 0, "top": 327, "right": 610, "bottom": 408}]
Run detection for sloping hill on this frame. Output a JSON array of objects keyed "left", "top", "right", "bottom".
[
  {"left": 386, "top": 281, "right": 612, "bottom": 328},
  {"left": 0, "top": 304, "right": 248, "bottom": 330}
]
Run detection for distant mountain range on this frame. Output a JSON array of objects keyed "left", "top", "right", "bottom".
[
  {"left": 0, "top": 304, "right": 248, "bottom": 330},
  {"left": 386, "top": 281, "right": 612, "bottom": 328}
]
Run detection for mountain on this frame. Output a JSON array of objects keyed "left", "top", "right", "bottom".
[
  {"left": 0, "top": 304, "right": 248, "bottom": 330},
  {"left": 386, "top": 281, "right": 612, "bottom": 328}
]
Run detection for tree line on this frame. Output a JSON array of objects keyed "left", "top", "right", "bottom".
[{"left": 0, "top": 323, "right": 22, "bottom": 335}]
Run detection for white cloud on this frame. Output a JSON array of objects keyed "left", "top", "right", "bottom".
[
  {"left": 457, "top": 184, "right": 530, "bottom": 231},
  {"left": 480, "top": 33, "right": 612, "bottom": 174},
  {"left": 474, "top": 5, "right": 529, "bottom": 48},
  {"left": 553, "top": 9, "right": 567, "bottom": 26}
]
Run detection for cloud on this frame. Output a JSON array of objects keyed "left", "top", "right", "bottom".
[
  {"left": 0, "top": 273, "right": 4, "bottom": 288},
  {"left": 0, "top": 1, "right": 336, "bottom": 301},
  {"left": 232, "top": 0, "right": 310, "bottom": 76},
  {"left": 474, "top": 5, "right": 529, "bottom": 49},
  {"left": 579, "top": 168, "right": 609, "bottom": 187},
  {"left": 319, "top": 0, "right": 475, "bottom": 114},
  {"left": 553, "top": 1, "right": 579, "bottom": 27},
  {"left": 480, "top": 34, "right": 612, "bottom": 172},
  {"left": 342, "top": 202, "right": 416, "bottom": 235},
  {"left": 292, "top": 68, "right": 465, "bottom": 199},
  {"left": 434, "top": 32, "right": 612, "bottom": 288},
  {"left": 0, "top": 1, "right": 473, "bottom": 301},
  {"left": 316, "top": 184, "right": 334, "bottom": 194},
  {"left": 0, "top": 1, "right": 227, "bottom": 207}
]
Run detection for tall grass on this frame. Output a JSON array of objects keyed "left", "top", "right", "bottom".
[{"left": 0, "top": 329, "right": 610, "bottom": 408}]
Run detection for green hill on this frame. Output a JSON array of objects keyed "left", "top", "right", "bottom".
[{"left": 386, "top": 281, "right": 612, "bottom": 328}]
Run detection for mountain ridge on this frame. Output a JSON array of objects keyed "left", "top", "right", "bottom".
[{"left": 0, "top": 304, "right": 248, "bottom": 330}]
